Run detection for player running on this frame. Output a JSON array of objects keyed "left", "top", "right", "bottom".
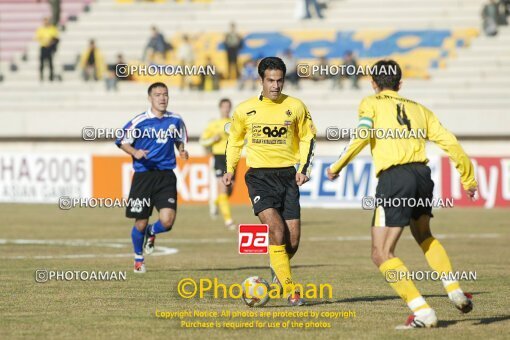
[
  {"left": 115, "top": 82, "right": 188, "bottom": 273},
  {"left": 327, "top": 60, "right": 478, "bottom": 329},
  {"left": 199, "top": 98, "right": 236, "bottom": 230},
  {"left": 223, "top": 57, "right": 316, "bottom": 306}
]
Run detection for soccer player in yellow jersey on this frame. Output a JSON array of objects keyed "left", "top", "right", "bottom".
[
  {"left": 223, "top": 57, "right": 316, "bottom": 306},
  {"left": 327, "top": 60, "right": 478, "bottom": 329},
  {"left": 200, "top": 98, "right": 235, "bottom": 229}
]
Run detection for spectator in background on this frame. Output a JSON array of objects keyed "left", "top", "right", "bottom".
[
  {"left": 35, "top": 17, "right": 59, "bottom": 81},
  {"left": 340, "top": 51, "right": 360, "bottom": 89},
  {"left": 200, "top": 56, "right": 220, "bottom": 91},
  {"left": 497, "top": 0, "right": 509, "bottom": 24},
  {"left": 49, "top": 0, "right": 61, "bottom": 27},
  {"left": 312, "top": 56, "right": 329, "bottom": 82},
  {"left": 280, "top": 49, "right": 300, "bottom": 89},
  {"left": 502, "top": 0, "right": 510, "bottom": 17},
  {"left": 80, "top": 39, "right": 106, "bottom": 81},
  {"left": 106, "top": 54, "right": 130, "bottom": 91},
  {"left": 177, "top": 34, "right": 195, "bottom": 90},
  {"left": 143, "top": 26, "right": 172, "bottom": 63},
  {"left": 224, "top": 22, "right": 243, "bottom": 80},
  {"left": 482, "top": 0, "right": 500, "bottom": 36},
  {"left": 238, "top": 58, "right": 258, "bottom": 90},
  {"left": 303, "top": 0, "right": 324, "bottom": 19}
]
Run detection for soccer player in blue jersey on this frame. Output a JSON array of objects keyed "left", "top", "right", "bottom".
[{"left": 115, "top": 82, "right": 188, "bottom": 273}]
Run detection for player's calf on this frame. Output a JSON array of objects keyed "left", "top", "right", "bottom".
[{"left": 144, "top": 218, "right": 175, "bottom": 255}]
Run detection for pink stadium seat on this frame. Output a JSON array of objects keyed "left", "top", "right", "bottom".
[{"left": 0, "top": 0, "right": 93, "bottom": 60}]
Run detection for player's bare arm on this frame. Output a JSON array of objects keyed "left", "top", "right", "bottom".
[{"left": 175, "top": 141, "right": 189, "bottom": 160}]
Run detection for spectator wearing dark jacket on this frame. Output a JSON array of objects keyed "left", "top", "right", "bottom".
[
  {"left": 143, "top": 26, "right": 172, "bottom": 63},
  {"left": 224, "top": 22, "right": 243, "bottom": 80}
]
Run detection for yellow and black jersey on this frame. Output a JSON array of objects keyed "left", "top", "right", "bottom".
[
  {"left": 226, "top": 94, "right": 316, "bottom": 177},
  {"left": 199, "top": 117, "right": 230, "bottom": 155},
  {"left": 329, "top": 90, "right": 477, "bottom": 190}
]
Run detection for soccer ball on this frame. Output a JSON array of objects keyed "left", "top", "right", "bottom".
[{"left": 241, "top": 276, "right": 270, "bottom": 307}]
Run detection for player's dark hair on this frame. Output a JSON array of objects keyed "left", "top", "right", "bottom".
[
  {"left": 371, "top": 60, "right": 402, "bottom": 91},
  {"left": 258, "top": 57, "right": 286, "bottom": 79},
  {"left": 147, "top": 82, "right": 167, "bottom": 95},
  {"left": 219, "top": 98, "right": 232, "bottom": 107}
]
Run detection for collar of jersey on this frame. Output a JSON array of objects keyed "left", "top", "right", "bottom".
[
  {"left": 379, "top": 89, "right": 400, "bottom": 97},
  {"left": 147, "top": 108, "right": 167, "bottom": 119},
  {"left": 259, "top": 93, "right": 285, "bottom": 104}
]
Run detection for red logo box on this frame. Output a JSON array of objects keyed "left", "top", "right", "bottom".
[{"left": 238, "top": 224, "right": 269, "bottom": 254}]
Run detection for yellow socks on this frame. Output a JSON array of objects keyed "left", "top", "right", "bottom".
[
  {"left": 379, "top": 257, "right": 431, "bottom": 313},
  {"left": 420, "top": 237, "right": 462, "bottom": 297},
  {"left": 215, "top": 193, "right": 232, "bottom": 225},
  {"left": 269, "top": 245, "right": 294, "bottom": 295}
]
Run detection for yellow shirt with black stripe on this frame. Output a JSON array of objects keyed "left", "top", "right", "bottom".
[
  {"left": 199, "top": 117, "right": 230, "bottom": 155},
  {"left": 329, "top": 90, "right": 477, "bottom": 190},
  {"left": 226, "top": 94, "right": 316, "bottom": 176}
]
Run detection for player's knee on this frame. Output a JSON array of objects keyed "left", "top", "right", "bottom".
[
  {"left": 135, "top": 220, "right": 148, "bottom": 232},
  {"left": 160, "top": 218, "right": 175, "bottom": 231}
]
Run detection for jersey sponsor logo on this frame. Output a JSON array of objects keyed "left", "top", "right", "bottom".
[{"left": 251, "top": 124, "right": 288, "bottom": 144}]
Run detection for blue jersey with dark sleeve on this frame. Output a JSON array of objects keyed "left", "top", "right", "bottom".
[{"left": 115, "top": 110, "right": 188, "bottom": 172}]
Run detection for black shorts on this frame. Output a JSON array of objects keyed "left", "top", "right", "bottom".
[
  {"left": 372, "top": 162, "right": 434, "bottom": 227},
  {"left": 213, "top": 154, "right": 227, "bottom": 177},
  {"left": 126, "top": 170, "right": 177, "bottom": 219},
  {"left": 245, "top": 166, "right": 300, "bottom": 220}
]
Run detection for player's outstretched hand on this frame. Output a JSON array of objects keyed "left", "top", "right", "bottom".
[
  {"left": 223, "top": 172, "right": 234, "bottom": 187},
  {"left": 295, "top": 173, "right": 309, "bottom": 186},
  {"left": 133, "top": 149, "right": 149, "bottom": 160},
  {"left": 179, "top": 149, "right": 189, "bottom": 160},
  {"left": 326, "top": 167, "right": 339, "bottom": 181},
  {"left": 466, "top": 187, "right": 478, "bottom": 201}
]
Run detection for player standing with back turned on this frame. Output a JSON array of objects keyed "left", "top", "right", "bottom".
[
  {"left": 116, "top": 82, "right": 188, "bottom": 273},
  {"left": 327, "top": 60, "right": 478, "bottom": 329},
  {"left": 223, "top": 57, "right": 316, "bottom": 306}
]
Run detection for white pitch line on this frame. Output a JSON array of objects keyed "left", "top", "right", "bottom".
[
  {"left": 0, "top": 233, "right": 501, "bottom": 260},
  {"left": 0, "top": 239, "right": 178, "bottom": 260}
]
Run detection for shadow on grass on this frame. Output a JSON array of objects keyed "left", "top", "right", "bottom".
[
  {"left": 269, "top": 292, "right": 488, "bottom": 309},
  {"left": 439, "top": 315, "right": 510, "bottom": 327},
  {"left": 152, "top": 264, "right": 332, "bottom": 273}
]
